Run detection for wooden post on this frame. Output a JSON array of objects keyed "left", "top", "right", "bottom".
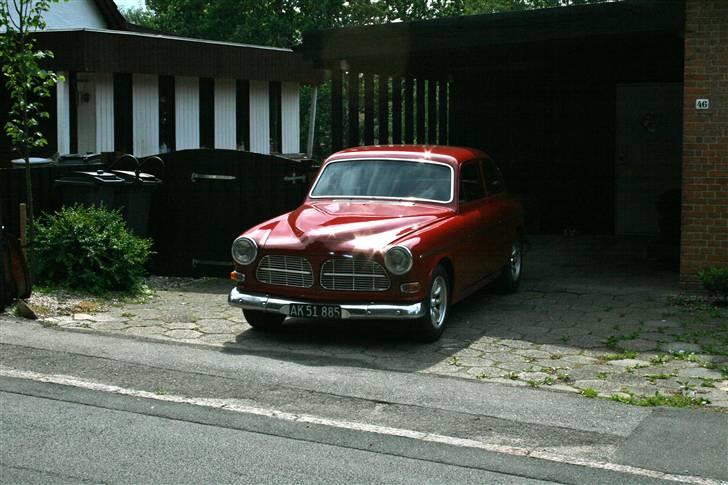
[
  {"left": 438, "top": 79, "right": 448, "bottom": 145},
  {"left": 428, "top": 80, "right": 438, "bottom": 144},
  {"left": 19, "top": 203, "right": 27, "bottom": 257},
  {"left": 404, "top": 77, "right": 414, "bottom": 144}
]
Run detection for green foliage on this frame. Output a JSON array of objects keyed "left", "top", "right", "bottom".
[
  {"left": 697, "top": 267, "right": 728, "bottom": 303},
  {"left": 31, "top": 205, "right": 153, "bottom": 294},
  {"left": 0, "top": 0, "right": 64, "bottom": 226},
  {"left": 610, "top": 391, "right": 709, "bottom": 407}
]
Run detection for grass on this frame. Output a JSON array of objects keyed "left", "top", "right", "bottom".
[
  {"left": 644, "top": 372, "right": 677, "bottom": 383},
  {"left": 601, "top": 351, "right": 638, "bottom": 361},
  {"left": 581, "top": 388, "right": 599, "bottom": 398},
  {"left": 597, "top": 372, "right": 608, "bottom": 380},
  {"left": 549, "top": 353, "right": 563, "bottom": 360},
  {"left": 610, "top": 391, "right": 710, "bottom": 407},
  {"left": 448, "top": 356, "right": 462, "bottom": 367}
]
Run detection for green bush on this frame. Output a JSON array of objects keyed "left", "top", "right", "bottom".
[
  {"left": 697, "top": 267, "right": 728, "bottom": 304},
  {"left": 32, "top": 205, "right": 152, "bottom": 294}
]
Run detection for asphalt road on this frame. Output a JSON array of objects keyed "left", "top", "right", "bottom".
[{"left": 1, "top": 318, "right": 726, "bottom": 484}]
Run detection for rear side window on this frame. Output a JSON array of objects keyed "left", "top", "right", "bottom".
[
  {"left": 459, "top": 161, "right": 485, "bottom": 203},
  {"left": 483, "top": 159, "right": 505, "bottom": 194}
]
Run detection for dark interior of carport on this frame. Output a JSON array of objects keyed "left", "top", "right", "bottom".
[{"left": 301, "top": 0, "right": 685, "bottom": 237}]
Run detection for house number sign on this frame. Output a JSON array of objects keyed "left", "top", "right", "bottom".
[{"left": 695, "top": 99, "right": 710, "bottom": 110}]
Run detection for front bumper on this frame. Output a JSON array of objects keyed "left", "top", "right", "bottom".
[{"left": 228, "top": 287, "right": 426, "bottom": 320}]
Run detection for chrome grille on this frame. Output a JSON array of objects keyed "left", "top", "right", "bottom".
[
  {"left": 256, "top": 255, "right": 313, "bottom": 288},
  {"left": 320, "top": 259, "right": 390, "bottom": 292}
]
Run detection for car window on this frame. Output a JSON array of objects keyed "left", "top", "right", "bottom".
[
  {"left": 310, "top": 159, "right": 452, "bottom": 203},
  {"left": 483, "top": 159, "right": 505, "bottom": 194},
  {"left": 459, "top": 161, "right": 485, "bottom": 203}
]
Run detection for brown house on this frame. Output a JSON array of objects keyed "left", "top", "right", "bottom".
[{"left": 299, "top": 0, "right": 726, "bottom": 288}]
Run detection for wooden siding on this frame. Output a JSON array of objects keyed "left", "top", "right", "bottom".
[
  {"left": 214, "top": 79, "right": 236, "bottom": 150},
  {"left": 175, "top": 76, "right": 200, "bottom": 150},
  {"left": 76, "top": 72, "right": 96, "bottom": 153},
  {"left": 95, "top": 72, "right": 115, "bottom": 152},
  {"left": 132, "top": 73, "right": 159, "bottom": 156},
  {"left": 249, "top": 80, "right": 270, "bottom": 154},
  {"left": 281, "top": 82, "right": 300, "bottom": 154}
]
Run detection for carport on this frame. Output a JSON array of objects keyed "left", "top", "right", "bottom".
[{"left": 300, "top": 0, "right": 684, "bottom": 239}]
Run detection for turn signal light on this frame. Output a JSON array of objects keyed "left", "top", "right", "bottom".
[
  {"left": 230, "top": 271, "right": 246, "bottom": 283},
  {"left": 400, "top": 282, "right": 421, "bottom": 294}
]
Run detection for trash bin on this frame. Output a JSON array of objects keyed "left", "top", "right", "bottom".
[
  {"left": 55, "top": 169, "right": 162, "bottom": 236},
  {"left": 110, "top": 170, "right": 162, "bottom": 236},
  {"left": 55, "top": 170, "right": 126, "bottom": 209}
]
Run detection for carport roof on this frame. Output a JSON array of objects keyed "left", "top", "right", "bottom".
[{"left": 299, "top": 0, "right": 684, "bottom": 75}]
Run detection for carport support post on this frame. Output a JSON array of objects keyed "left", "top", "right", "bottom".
[{"left": 306, "top": 85, "right": 318, "bottom": 159}]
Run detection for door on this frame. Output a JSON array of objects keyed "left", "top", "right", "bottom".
[{"left": 615, "top": 84, "right": 682, "bottom": 234}]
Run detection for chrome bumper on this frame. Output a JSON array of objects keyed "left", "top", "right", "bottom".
[{"left": 228, "top": 287, "right": 426, "bottom": 320}]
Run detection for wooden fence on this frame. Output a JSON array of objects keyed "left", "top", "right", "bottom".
[{"left": 0, "top": 149, "right": 314, "bottom": 277}]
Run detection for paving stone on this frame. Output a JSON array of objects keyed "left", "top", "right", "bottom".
[
  {"left": 72, "top": 313, "right": 94, "bottom": 321},
  {"left": 163, "top": 329, "right": 203, "bottom": 340},
  {"left": 198, "top": 319, "right": 236, "bottom": 334},
  {"left": 514, "top": 349, "right": 551, "bottom": 360},
  {"left": 619, "top": 339, "right": 658, "bottom": 352},
  {"left": 162, "top": 322, "right": 198, "bottom": 330},
  {"left": 607, "top": 358, "right": 650, "bottom": 368},
  {"left": 574, "top": 380, "right": 623, "bottom": 394},
  {"left": 566, "top": 335, "right": 606, "bottom": 349},
  {"left": 558, "top": 355, "right": 599, "bottom": 365},
  {"left": 456, "top": 357, "right": 496, "bottom": 368},
  {"left": 198, "top": 333, "right": 234, "bottom": 346},
  {"left": 661, "top": 342, "right": 702, "bottom": 354},
  {"left": 87, "top": 321, "right": 129, "bottom": 331},
  {"left": 123, "top": 326, "right": 165, "bottom": 337},
  {"left": 495, "top": 362, "right": 537, "bottom": 373},
  {"left": 465, "top": 367, "right": 501, "bottom": 378},
  {"left": 677, "top": 367, "right": 725, "bottom": 380},
  {"left": 643, "top": 319, "right": 682, "bottom": 330}
]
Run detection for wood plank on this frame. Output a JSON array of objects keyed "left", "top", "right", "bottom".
[
  {"left": 404, "top": 77, "right": 414, "bottom": 144},
  {"left": 428, "top": 79, "right": 437, "bottom": 144},
  {"left": 331, "top": 70, "right": 343, "bottom": 152},
  {"left": 438, "top": 79, "right": 448, "bottom": 145},
  {"left": 347, "top": 72, "right": 360, "bottom": 147},
  {"left": 416, "top": 77, "right": 425, "bottom": 144},
  {"left": 392, "top": 77, "right": 402, "bottom": 144},
  {"left": 363, "top": 73, "right": 374, "bottom": 145},
  {"left": 377, "top": 76, "right": 389, "bottom": 144}
]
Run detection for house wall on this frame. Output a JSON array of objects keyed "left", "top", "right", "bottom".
[
  {"left": 132, "top": 73, "right": 160, "bottom": 157},
  {"left": 681, "top": 0, "right": 728, "bottom": 288},
  {"left": 175, "top": 76, "right": 200, "bottom": 151},
  {"left": 1, "top": 0, "right": 106, "bottom": 32}
]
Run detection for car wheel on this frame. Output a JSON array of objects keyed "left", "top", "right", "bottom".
[
  {"left": 413, "top": 265, "right": 450, "bottom": 342},
  {"left": 243, "top": 309, "right": 286, "bottom": 330},
  {"left": 496, "top": 237, "right": 523, "bottom": 293}
]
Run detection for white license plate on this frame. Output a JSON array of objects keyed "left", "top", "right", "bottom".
[{"left": 288, "top": 304, "right": 341, "bottom": 319}]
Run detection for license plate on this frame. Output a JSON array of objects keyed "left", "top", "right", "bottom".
[{"left": 288, "top": 303, "right": 341, "bottom": 319}]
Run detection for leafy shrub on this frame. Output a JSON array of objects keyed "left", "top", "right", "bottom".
[
  {"left": 32, "top": 205, "right": 152, "bottom": 294},
  {"left": 697, "top": 267, "right": 728, "bottom": 304}
]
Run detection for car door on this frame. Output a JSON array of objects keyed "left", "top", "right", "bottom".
[
  {"left": 455, "top": 160, "right": 493, "bottom": 289},
  {"left": 481, "top": 158, "right": 513, "bottom": 272}
]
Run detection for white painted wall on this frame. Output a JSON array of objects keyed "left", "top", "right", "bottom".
[
  {"left": 76, "top": 72, "right": 96, "bottom": 153},
  {"left": 95, "top": 72, "right": 115, "bottom": 152},
  {"left": 56, "top": 72, "right": 70, "bottom": 155},
  {"left": 1, "top": 0, "right": 107, "bottom": 32},
  {"left": 249, "top": 80, "right": 270, "bottom": 155},
  {"left": 214, "top": 78, "right": 236, "bottom": 150},
  {"left": 132, "top": 73, "right": 159, "bottom": 157},
  {"left": 175, "top": 76, "right": 200, "bottom": 150},
  {"left": 281, "top": 82, "right": 300, "bottom": 154}
]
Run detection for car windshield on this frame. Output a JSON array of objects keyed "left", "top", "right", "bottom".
[{"left": 310, "top": 159, "right": 452, "bottom": 203}]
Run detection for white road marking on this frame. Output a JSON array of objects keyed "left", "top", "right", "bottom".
[{"left": 0, "top": 366, "right": 724, "bottom": 485}]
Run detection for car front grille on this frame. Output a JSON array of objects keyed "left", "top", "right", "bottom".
[
  {"left": 320, "top": 259, "right": 390, "bottom": 292},
  {"left": 256, "top": 255, "right": 314, "bottom": 288}
]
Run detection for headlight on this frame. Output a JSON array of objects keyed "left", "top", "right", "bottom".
[
  {"left": 385, "top": 246, "right": 413, "bottom": 275},
  {"left": 232, "top": 237, "right": 258, "bottom": 265}
]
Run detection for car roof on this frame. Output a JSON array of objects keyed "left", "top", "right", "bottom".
[{"left": 325, "top": 145, "right": 489, "bottom": 166}]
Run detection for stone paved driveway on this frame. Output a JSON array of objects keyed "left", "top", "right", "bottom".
[{"left": 39, "top": 236, "right": 728, "bottom": 408}]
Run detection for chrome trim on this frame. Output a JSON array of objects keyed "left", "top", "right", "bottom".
[
  {"left": 320, "top": 259, "right": 391, "bottom": 292},
  {"left": 232, "top": 236, "right": 258, "bottom": 265},
  {"left": 256, "top": 254, "right": 314, "bottom": 288},
  {"left": 228, "top": 287, "right": 425, "bottom": 320},
  {"left": 308, "top": 158, "right": 455, "bottom": 204}
]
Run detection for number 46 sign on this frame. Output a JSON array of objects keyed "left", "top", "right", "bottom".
[{"left": 695, "top": 99, "right": 710, "bottom": 110}]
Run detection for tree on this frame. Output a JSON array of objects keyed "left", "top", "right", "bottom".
[{"left": 0, "top": 0, "right": 63, "bottom": 229}]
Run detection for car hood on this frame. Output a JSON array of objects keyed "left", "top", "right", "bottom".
[{"left": 251, "top": 200, "right": 452, "bottom": 255}]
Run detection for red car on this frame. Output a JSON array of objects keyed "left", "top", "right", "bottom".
[{"left": 229, "top": 145, "right": 525, "bottom": 341}]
